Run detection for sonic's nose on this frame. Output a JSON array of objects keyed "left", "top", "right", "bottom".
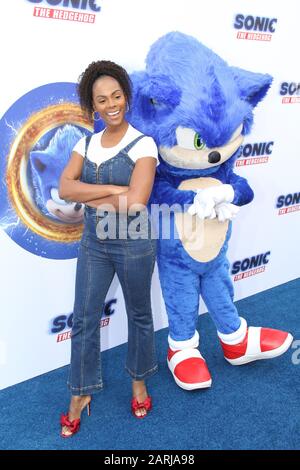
[
  {"left": 208, "top": 151, "right": 221, "bottom": 164},
  {"left": 74, "top": 203, "right": 82, "bottom": 211}
]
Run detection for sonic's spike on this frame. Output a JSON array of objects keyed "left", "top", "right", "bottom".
[{"left": 203, "top": 66, "right": 226, "bottom": 120}]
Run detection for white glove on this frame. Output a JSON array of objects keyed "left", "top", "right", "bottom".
[
  {"left": 215, "top": 202, "right": 240, "bottom": 222},
  {"left": 188, "top": 185, "right": 234, "bottom": 220}
]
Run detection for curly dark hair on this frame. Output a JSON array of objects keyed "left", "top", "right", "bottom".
[{"left": 77, "top": 60, "right": 132, "bottom": 119}]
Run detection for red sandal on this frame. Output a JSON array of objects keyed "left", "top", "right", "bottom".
[
  {"left": 60, "top": 399, "right": 91, "bottom": 438},
  {"left": 131, "top": 396, "right": 152, "bottom": 418}
]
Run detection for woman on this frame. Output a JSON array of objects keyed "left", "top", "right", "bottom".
[{"left": 59, "top": 60, "right": 158, "bottom": 437}]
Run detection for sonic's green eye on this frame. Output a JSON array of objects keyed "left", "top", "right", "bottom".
[
  {"left": 175, "top": 127, "right": 207, "bottom": 151},
  {"left": 194, "top": 133, "right": 205, "bottom": 150}
]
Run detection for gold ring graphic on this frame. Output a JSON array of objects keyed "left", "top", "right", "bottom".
[{"left": 6, "top": 103, "right": 92, "bottom": 242}]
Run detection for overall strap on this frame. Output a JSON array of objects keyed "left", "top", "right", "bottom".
[
  {"left": 121, "top": 135, "right": 145, "bottom": 154},
  {"left": 84, "top": 134, "right": 93, "bottom": 159}
]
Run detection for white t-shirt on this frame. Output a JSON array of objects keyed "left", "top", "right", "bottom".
[{"left": 73, "top": 124, "right": 158, "bottom": 165}]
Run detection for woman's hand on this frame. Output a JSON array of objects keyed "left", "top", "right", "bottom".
[
  {"left": 86, "top": 157, "right": 157, "bottom": 212},
  {"left": 59, "top": 152, "right": 129, "bottom": 203},
  {"left": 112, "top": 185, "right": 129, "bottom": 195}
]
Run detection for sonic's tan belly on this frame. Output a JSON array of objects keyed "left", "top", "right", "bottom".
[{"left": 174, "top": 177, "right": 229, "bottom": 262}]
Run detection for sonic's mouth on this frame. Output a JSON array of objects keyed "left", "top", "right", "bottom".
[
  {"left": 46, "top": 199, "right": 84, "bottom": 224},
  {"left": 160, "top": 124, "right": 244, "bottom": 169},
  {"left": 54, "top": 210, "right": 84, "bottom": 224}
]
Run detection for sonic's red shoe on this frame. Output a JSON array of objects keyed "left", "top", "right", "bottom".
[
  {"left": 220, "top": 327, "right": 293, "bottom": 365},
  {"left": 167, "top": 348, "right": 212, "bottom": 390}
]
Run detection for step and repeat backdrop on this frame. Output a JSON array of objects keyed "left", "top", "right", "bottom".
[{"left": 0, "top": 0, "right": 299, "bottom": 389}]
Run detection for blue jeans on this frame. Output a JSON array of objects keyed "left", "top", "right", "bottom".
[{"left": 68, "top": 208, "right": 158, "bottom": 395}]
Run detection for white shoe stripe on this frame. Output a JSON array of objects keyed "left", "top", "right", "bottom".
[
  {"left": 226, "top": 333, "right": 293, "bottom": 365},
  {"left": 168, "top": 349, "right": 203, "bottom": 373},
  {"left": 245, "top": 327, "right": 262, "bottom": 356}
]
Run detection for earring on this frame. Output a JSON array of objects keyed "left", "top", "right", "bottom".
[
  {"left": 92, "top": 111, "right": 101, "bottom": 121},
  {"left": 126, "top": 103, "right": 130, "bottom": 113}
]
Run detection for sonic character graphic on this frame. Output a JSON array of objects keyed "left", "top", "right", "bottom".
[{"left": 30, "top": 124, "right": 85, "bottom": 224}]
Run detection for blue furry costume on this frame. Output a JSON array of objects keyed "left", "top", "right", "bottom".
[
  {"left": 130, "top": 32, "right": 261, "bottom": 336},
  {"left": 129, "top": 32, "right": 293, "bottom": 389},
  {"left": 130, "top": 32, "right": 292, "bottom": 390}
]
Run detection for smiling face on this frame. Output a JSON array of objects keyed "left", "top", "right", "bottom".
[{"left": 92, "top": 75, "right": 127, "bottom": 129}]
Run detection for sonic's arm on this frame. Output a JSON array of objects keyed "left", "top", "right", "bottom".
[
  {"left": 227, "top": 170, "right": 254, "bottom": 207},
  {"left": 150, "top": 174, "right": 195, "bottom": 210}
]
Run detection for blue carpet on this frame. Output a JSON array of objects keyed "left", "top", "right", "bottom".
[{"left": 0, "top": 278, "right": 299, "bottom": 450}]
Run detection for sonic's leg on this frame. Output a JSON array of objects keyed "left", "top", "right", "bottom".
[
  {"left": 201, "top": 258, "right": 293, "bottom": 364},
  {"left": 157, "top": 254, "right": 211, "bottom": 390},
  {"left": 200, "top": 258, "right": 240, "bottom": 334},
  {"left": 158, "top": 254, "right": 200, "bottom": 341}
]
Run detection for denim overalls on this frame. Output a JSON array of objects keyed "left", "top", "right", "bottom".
[{"left": 68, "top": 135, "right": 158, "bottom": 395}]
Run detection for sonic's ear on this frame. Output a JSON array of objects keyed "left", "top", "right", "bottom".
[
  {"left": 231, "top": 67, "right": 273, "bottom": 107},
  {"left": 130, "top": 71, "right": 181, "bottom": 121},
  {"left": 30, "top": 152, "right": 46, "bottom": 173}
]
